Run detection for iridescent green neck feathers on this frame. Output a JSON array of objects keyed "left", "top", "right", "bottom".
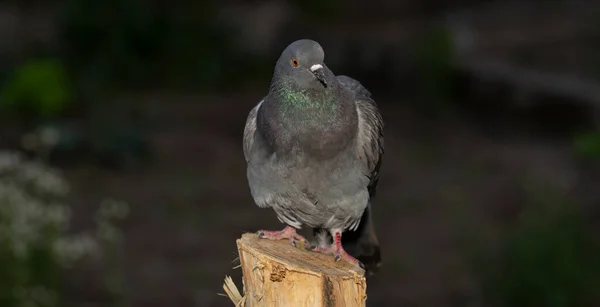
[{"left": 270, "top": 76, "right": 339, "bottom": 119}]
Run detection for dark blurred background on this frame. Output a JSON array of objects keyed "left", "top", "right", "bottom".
[{"left": 1, "top": 0, "right": 600, "bottom": 306}]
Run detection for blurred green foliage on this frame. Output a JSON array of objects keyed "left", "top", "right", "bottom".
[
  {"left": 0, "top": 152, "right": 79, "bottom": 307},
  {"left": 412, "top": 26, "right": 457, "bottom": 113},
  {"left": 0, "top": 232, "right": 62, "bottom": 307},
  {"left": 474, "top": 192, "right": 600, "bottom": 307},
  {"left": 59, "top": 0, "right": 243, "bottom": 91},
  {"left": 573, "top": 131, "right": 600, "bottom": 159},
  {"left": 21, "top": 0, "right": 276, "bottom": 169},
  {"left": 0, "top": 59, "right": 73, "bottom": 119}
]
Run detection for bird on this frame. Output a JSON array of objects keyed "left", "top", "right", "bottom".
[{"left": 242, "top": 39, "right": 384, "bottom": 273}]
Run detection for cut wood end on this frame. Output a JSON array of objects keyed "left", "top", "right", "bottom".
[
  {"left": 233, "top": 233, "right": 367, "bottom": 306},
  {"left": 222, "top": 275, "right": 245, "bottom": 306},
  {"left": 237, "top": 232, "right": 366, "bottom": 278}
]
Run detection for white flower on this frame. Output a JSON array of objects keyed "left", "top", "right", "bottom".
[
  {"left": 0, "top": 149, "right": 129, "bottom": 304},
  {"left": 0, "top": 152, "right": 20, "bottom": 171},
  {"left": 53, "top": 233, "right": 101, "bottom": 267},
  {"left": 18, "top": 162, "right": 69, "bottom": 196},
  {"left": 39, "top": 126, "right": 60, "bottom": 148}
]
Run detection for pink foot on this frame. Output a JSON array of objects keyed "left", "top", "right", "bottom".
[
  {"left": 257, "top": 226, "right": 308, "bottom": 248},
  {"left": 311, "top": 231, "right": 365, "bottom": 270}
]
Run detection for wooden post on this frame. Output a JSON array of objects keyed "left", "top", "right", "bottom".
[{"left": 223, "top": 233, "right": 367, "bottom": 307}]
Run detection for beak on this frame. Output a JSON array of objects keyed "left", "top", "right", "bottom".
[{"left": 310, "top": 64, "right": 328, "bottom": 88}]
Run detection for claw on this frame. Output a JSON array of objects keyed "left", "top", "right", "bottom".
[
  {"left": 255, "top": 226, "right": 308, "bottom": 248},
  {"left": 309, "top": 230, "right": 364, "bottom": 270}
]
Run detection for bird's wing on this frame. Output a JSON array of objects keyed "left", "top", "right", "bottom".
[
  {"left": 342, "top": 77, "right": 383, "bottom": 197},
  {"left": 243, "top": 99, "right": 264, "bottom": 162},
  {"left": 345, "top": 76, "right": 385, "bottom": 274},
  {"left": 337, "top": 75, "right": 372, "bottom": 98},
  {"left": 356, "top": 97, "right": 384, "bottom": 197}
]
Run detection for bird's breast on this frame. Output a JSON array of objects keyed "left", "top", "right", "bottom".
[
  {"left": 259, "top": 93, "right": 358, "bottom": 158},
  {"left": 284, "top": 116, "right": 356, "bottom": 158}
]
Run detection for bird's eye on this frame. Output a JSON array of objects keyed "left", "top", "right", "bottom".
[{"left": 291, "top": 57, "right": 299, "bottom": 67}]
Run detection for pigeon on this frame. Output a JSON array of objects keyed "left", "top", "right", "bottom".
[{"left": 243, "top": 39, "right": 384, "bottom": 272}]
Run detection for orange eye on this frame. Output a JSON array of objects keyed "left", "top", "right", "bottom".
[{"left": 291, "top": 57, "right": 299, "bottom": 67}]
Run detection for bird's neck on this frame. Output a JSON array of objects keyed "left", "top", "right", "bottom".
[{"left": 268, "top": 77, "right": 341, "bottom": 121}]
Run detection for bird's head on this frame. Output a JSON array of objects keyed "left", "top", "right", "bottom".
[{"left": 273, "top": 39, "right": 331, "bottom": 90}]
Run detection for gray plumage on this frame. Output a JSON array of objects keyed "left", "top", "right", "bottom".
[{"left": 243, "top": 39, "right": 384, "bottom": 272}]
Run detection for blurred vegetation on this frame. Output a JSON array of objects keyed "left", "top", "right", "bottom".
[
  {"left": 470, "top": 186, "right": 600, "bottom": 307},
  {"left": 0, "top": 151, "right": 129, "bottom": 307},
  {"left": 0, "top": 59, "right": 72, "bottom": 120},
  {"left": 0, "top": 64, "right": 152, "bottom": 170},
  {"left": 573, "top": 131, "right": 600, "bottom": 160},
  {"left": 0, "top": 0, "right": 281, "bottom": 169},
  {"left": 411, "top": 25, "right": 458, "bottom": 114},
  {"left": 58, "top": 0, "right": 256, "bottom": 91}
]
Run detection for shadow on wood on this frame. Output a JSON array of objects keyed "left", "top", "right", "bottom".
[{"left": 223, "top": 233, "right": 367, "bottom": 307}]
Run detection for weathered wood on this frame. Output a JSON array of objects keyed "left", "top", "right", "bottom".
[{"left": 224, "top": 233, "right": 367, "bottom": 307}]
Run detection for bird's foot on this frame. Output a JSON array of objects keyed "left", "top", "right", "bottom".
[
  {"left": 311, "top": 245, "right": 365, "bottom": 269},
  {"left": 310, "top": 231, "right": 365, "bottom": 270},
  {"left": 257, "top": 226, "right": 308, "bottom": 248}
]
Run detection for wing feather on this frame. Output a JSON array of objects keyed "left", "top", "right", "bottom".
[
  {"left": 243, "top": 100, "right": 263, "bottom": 162},
  {"left": 338, "top": 74, "right": 384, "bottom": 197},
  {"left": 356, "top": 97, "right": 384, "bottom": 196},
  {"left": 336, "top": 75, "right": 383, "bottom": 196}
]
